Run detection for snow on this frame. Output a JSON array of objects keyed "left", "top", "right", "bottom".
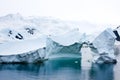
[
  {"left": 0, "top": 36, "right": 46, "bottom": 55},
  {"left": 49, "top": 28, "right": 85, "bottom": 46},
  {"left": 0, "top": 14, "right": 84, "bottom": 57}
]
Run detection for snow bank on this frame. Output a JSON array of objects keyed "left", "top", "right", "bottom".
[{"left": 0, "top": 36, "right": 46, "bottom": 55}]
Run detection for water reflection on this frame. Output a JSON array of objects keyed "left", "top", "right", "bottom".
[
  {"left": 90, "top": 64, "right": 114, "bottom": 80},
  {"left": 0, "top": 57, "right": 116, "bottom": 80}
]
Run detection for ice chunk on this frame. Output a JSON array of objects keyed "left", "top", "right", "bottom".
[
  {"left": 89, "top": 28, "right": 117, "bottom": 64},
  {"left": 45, "top": 29, "right": 84, "bottom": 58},
  {"left": 45, "top": 38, "right": 82, "bottom": 59}
]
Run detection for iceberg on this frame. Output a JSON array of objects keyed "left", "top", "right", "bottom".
[
  {"left": 0, "top": 29, "right": 84, "bottom": 63},
  {"left": 0, "top": 35, "right": 47, "bottom": 63},
  {"left": 45, "top": 29, "right": 84, "bottom": 59},
  {"left": 45, "top": 38, "right": 82, "bottom": 59},
  {"left": 89, "top": 28, "right": 117, "bottom": 64}
]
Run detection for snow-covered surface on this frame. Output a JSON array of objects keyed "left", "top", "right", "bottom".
[
  {"left": 49, "top": 28, "right": 85, "bottom": 46},
  {"left": 0, "top": 14, "right": 80, "bottom": 55},
  {"left": 0, "top": 36, "right": 46, "bottom": 55},
  {"left": 0, "top": 14, "right": 79, "bottom": 40},
  {"left": 0, "top": 14, "right": 116, "bottom": 41}
]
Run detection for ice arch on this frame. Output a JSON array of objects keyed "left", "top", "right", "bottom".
[{"left": 45, "top": 28, "right": 118, "bottom": 64}]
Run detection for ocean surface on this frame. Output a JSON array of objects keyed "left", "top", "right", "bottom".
[{"left": 0, "top": 46, "right": 120, "bottom": 80}]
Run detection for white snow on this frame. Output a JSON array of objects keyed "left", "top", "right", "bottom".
[
  {"left": 49, "top": 28, "right": 85, "bottom": 46},
  {"left": 0, "top": 36, "right": 46, "bottom": 55}
]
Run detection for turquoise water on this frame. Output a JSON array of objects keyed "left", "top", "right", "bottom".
[{"left": 0, "top": 57, "right": 118, "bottom": 80}]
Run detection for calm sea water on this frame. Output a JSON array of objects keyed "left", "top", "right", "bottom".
[{"left": 0, "top": 57, "right": 119, "bottom": 80}]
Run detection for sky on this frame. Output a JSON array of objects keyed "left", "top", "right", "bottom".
[{"left": 0, "top": 0, "right": 120, "bottom": 25}]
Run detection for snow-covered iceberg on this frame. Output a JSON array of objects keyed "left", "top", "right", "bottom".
[
  {"left": 0, "top": 35, "right": 47, "bottom": 63},
  {"left": 89, "top": 28, "right": 117, "bottom": 64},
  {"left": 0, "top": 13, "right": 86, "bottom": 63},
  {"left": 0, "top": 36, "right": 46, "bottom": 55},
  {"left": 45, "top": 29, "right": 85, "bottom": 59},
  {"left": 0, "top": 48, "right": 46, "bottom": 63}
]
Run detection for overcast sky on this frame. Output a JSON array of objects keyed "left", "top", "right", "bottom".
[{"left": 0, "top": 0, "right": 120, "bottom": 25}]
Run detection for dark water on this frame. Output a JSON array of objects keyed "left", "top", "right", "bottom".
[{"left": 0, "top": 57, "right": 118, "bottom": 80}]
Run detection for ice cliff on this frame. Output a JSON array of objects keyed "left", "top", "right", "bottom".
[{"left": 0, "top": 48, "right": 46, "bottom": 63}]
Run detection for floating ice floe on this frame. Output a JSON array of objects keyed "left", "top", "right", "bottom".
[{"left": 89, "top": 28, "right": 117, "bottom": 64}]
